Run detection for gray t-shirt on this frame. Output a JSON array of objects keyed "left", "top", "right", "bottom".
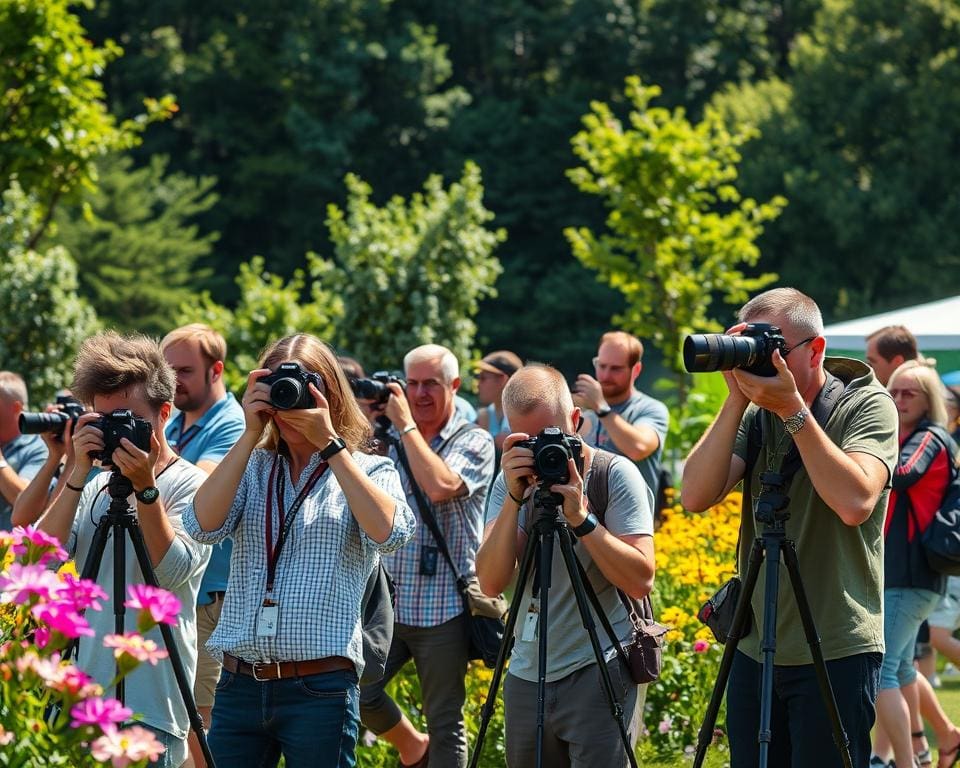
[
  {"left": 582, "top": 390, "right": 669, "bottom": 495},
  {"left": 68, "top": 459, "right": 209, "bottom": 739},
  {"left": 484, "top": 453, "right": 654, "bottom": 682}
]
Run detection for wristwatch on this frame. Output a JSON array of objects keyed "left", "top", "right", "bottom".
[
  {"left": 572, "top": 512, "right": 599, "bottom": 538},
  {"left": 320, "top": 436, "right": 347, "bottom": 461},
  {"left": 596, "top": 405, "right": 613, "bottom": 419},
  {"left": 135, "top": 486, "right": 160, "bottom": 505},
  {"left": 782, "top": 407, "right": 809, "bottom": 436}
]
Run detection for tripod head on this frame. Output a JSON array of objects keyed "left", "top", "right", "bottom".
[
  {"left": 106, "top": 470, "right": 137, "bottom": 517},
  {"left": 754, "top": 471, "right": 791, "bottom": 527}
]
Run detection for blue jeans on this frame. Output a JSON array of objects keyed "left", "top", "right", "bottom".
[
  {"left": 881, "top": 587, "right": 942, "bottom": 689},
  {"left": 727, "top": 650, "right": 881, "bottom": 768},
  {"left": 208, "top": 668, "right": 360, "bottom": 768}
]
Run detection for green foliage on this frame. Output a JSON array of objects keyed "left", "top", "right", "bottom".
[
  {"left": 0, "top": 185, "right": 99, "bottom": 403},
  {"left": 659, "top": 372, "right": 730, "bottom": 465},
  {"left": 179, "top": 256, "right": 341, "bottom": 395},
  {"left": 52, "top": 153, "right": 218, "bottom": 335},
  {"left": 0, "top": 0, "right": 174, "bottom": 244},
  {"left": 314, "top": 162, "right": 505, "bottom": 371},
  {"left": 565, "top": 77, "right": 784, "bottom": 390}
]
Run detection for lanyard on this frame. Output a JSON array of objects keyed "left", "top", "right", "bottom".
[
  {"left": 264, "top": 454, "right": 327, "bottom": 593},
  {"left": 171, "top": 419, "right": 202, "bottom": 456}
]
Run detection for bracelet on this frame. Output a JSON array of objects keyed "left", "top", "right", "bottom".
[
  {"left": 400, "top": 424, "right": 418, "bottom": 436},
  {"left": 507, "top": 489, "right": 526, "bottom": 506},
  {"left": 65, "top": 480, "right": 85, "bottom": 492}
]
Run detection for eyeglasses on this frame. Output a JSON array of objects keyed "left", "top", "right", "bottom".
[
  {"left": 592, "top": 357, "right": 629, "bottom": 374},
  {"left": 782, "top": 337, "right": 816, "bottom": 358},
  {"left": 889, "top": 388, "right": 923, "bottom": 400}
]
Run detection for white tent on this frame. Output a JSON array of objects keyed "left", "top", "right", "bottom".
[{"left": 823, "top": 295, "right": 960, "bottom": 352}]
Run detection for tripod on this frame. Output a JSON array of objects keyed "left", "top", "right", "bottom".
[
  {"left": 71, "top": 470, "right": 216, "bottom": 767},
  {"left": 469, "top": 488, "right": 639, "bottom": 768},
  {"left": 692, "top": 471, "right": 852, "bottom": 768}
]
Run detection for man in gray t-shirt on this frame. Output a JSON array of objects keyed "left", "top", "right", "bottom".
[
  {"left": 574, "top": 331, "right": 669, "bottom": 496},
  {"left": 476, "top": 364, "right": 655, "bottom": 768}
]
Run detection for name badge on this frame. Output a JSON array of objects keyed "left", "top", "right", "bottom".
[
  {"left": 257, "top": 601, "right": 279, "bottom": 637},
  {"left": 521, "top": 599, "right": 539, "bottom": 643}
]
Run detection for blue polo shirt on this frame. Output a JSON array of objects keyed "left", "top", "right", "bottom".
[
  {"left": 1, "top": 433, "right": 48, "bottom": 531},
  {"left": 165, "top": 393, "right": 245, "bottom": 604}
]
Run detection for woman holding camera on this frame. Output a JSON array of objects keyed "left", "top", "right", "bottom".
[
  {"left": 183, "top": 334, "right": 415, "bottom": 768},
  {"left": 871, "top": 360, "right": 957, "bottom": 768}
]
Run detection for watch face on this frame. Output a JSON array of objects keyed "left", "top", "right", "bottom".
[{"left": 138, "top": 487, "right": 160, "bottom": 503}]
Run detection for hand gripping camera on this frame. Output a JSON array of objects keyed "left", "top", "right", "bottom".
[
  {"left": 348, "top": 371, "right": 406, "bottom": 404},
  {"left": 90, "top": 409, "right": 153, "bottom": 467},
  {"left": 260, "top": 362, "right": 325, "bottom": 410},
  {"left": 682, "top": 322, "right": 786, "bottom": 378},
  {"left": 515, "top": 427, "right": 585, "bottom": 487},
  {"left": 19, "top": 395, "right": 86, "bottom": 438}
]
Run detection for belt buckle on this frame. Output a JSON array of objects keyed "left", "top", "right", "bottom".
[{"left": 252, "top": 661, "right": 281, "bottom": 681}]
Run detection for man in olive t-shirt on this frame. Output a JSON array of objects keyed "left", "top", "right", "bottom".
[{"left": 682, "top": 288, "right": 897, "bottom": 768}]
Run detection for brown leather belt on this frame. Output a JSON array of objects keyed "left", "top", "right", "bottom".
[{"left": 222, "top": 653, "right": 353, "bottom": 681}]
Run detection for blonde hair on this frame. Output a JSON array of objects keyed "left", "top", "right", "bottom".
[
  {"left": 888, "top": 359, "right": 948, "bottom": 429},
  {"left": 0, "top": 372, "right": 28, "bottom": 407},
  {"left": 502, "top": 364, "right": 574, "bottom": 423},
  {"left": 71, "top": 331, "right": 174, "bottom": 412},
  {"left": 258, "top": 334, "right": 371, "bottom": 453},
  {"left": 161, "top": 324, "right": 227, "bottom": 367}
]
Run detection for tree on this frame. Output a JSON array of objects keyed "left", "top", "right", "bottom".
[
  {"left": 313, "top": 161, "right": 505, "bottom": 371},
  {"left": 565, "top": 77, "right": 784, "bottom": 396},
  {"left": 0, "top": 184, "right": 100, "bottom": 402},
  {"left": 52, "top": 153, "right": 218, "bottom": 335}
]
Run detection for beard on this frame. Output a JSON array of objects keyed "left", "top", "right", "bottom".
[{"left": 175, "top": 370, "right": 214, "bottom": 413}]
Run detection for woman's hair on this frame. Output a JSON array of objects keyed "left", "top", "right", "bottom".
[
  {"left": 257, "top": 334, "right": 371, "bottom": 453},
  {"left": 888, "top": 359, "right": 948, "bottom": 429}
]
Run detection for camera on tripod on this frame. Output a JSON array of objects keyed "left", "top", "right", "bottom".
[
  {"left": 19, "top": 395, "right": 85, "bottom": 438},
  {"left": 89, "top": 410, "right": 153, "bottom": 467},
  {"left": 260, "top": 362, "right": 325, "bottom": 410},
  {"left": 349, "top": 371, "right": 406, "bottom": 404},
  {"left": 683, "top": 322, "right": 786, "bottom": 378},
  {"left": 516, "top": 427, "right": 584, "bottom": 489}
]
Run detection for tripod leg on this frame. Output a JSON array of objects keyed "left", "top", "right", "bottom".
[
  {"left": 114, "top": 517, "right": 128, "bottom": 705},
  {"left": 693, "top": 537, "right": 765, "bottom": 768},
  {"left": 555, "top": 528, "right": 638, "bottom": 768},
  {"left": 468, "top": 525, "right": 541, "bottom": 768},
  {"left": 781, "top": 542, "right": 853, "bottom": 768},
  {"left": 125, "top": 519, "right": 218, "bottom": 768},
  {"left": 535, "top": 530, "right": 554, "bottom": 768},
  {"left": 63, "top": 515, "right": 114, "bottom": 664},
  {"left": 755, "top": 533, "right": 785, "bottom": 768}
]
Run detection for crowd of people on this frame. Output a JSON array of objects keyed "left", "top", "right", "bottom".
[{"left": 1, "top": 286, "right": 960, "bottom": 768}]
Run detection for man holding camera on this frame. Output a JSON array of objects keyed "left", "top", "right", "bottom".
[
  {"left": 574, "top": 331, "right": 669, "bottom": 498},
  {"left": 38, "top": 331, "right": 210, "bottom": 768},
  {"left": 0, "top": 371, "right": 48, "bottom": 530},
  {"left": 477, "top": 363, "right": 655, "bottom": 768},
  {"left": 359, "top": 344, "right": 495, "bottom": 768},
  {"left": 161, "top": 323, "right": 246, "bottom": 768},
  {"left": 682, "top": 287, "right": 898, "bottom": 768}
]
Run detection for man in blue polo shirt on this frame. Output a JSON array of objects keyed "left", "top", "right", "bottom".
[
  {"left": 0, "top": 371, "right": 48, "bottom": 531},
  {"left": 161, "top": 324, "right": 245, "bottom": 768}
]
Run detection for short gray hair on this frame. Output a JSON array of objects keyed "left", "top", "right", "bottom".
[
  {"left": 404, "top": 344, "right": 460, "bottom": 383},
  {"left": 739, "top": 287, "right": 824, "bottom": 338},
  {"left": 0, "top": 372, "right": 28, "bottom": 407},
  {"left": 502, "top": 364, "right": 573, "bottom": 423}
]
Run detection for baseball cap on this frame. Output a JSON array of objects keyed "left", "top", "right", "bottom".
[{"left": 474, "top": 351, "right": 523, "bottom": 377}]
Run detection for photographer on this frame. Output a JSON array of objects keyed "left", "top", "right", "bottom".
[
  {"left": 0, "top": 371, "right": 48, "bottom": 530},
  {"left": 476, "top": 363, "right": 655, "bottom": 768},
  {"left": 182, "top": 334, "right": 415, "bottom": 768},
  {"left": 36, "top": 332, "right": 211, "bottom": 767},
  {"left": 681, "top": 287, "right": 898, "bottom": 768},
  {"left": 359, "top": 344, "right": 495, "bottom": 768}
]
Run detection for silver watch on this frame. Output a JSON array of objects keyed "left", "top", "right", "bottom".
[{"left": 782, "top": 407, "right": 809, "bottom": 435}]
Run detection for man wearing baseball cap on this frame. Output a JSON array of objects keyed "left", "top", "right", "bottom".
[{"left": 474, "top": 351, "right": 523, "bottom": 452}]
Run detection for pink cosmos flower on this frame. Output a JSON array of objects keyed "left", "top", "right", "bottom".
[
  {"left": 658, "top": 716, "right": 673, "bottom": 734},
  {"left": 33, "top": 625, "right": 51, "bottom": 649},
  {"left": 60, "top": 572, "right": 107, "bottom": 612},
  {"left": 694, "top": 639, "right": 711, "bottom": 653},
  {"left": 53, "top": 664, "right": 103, "bottom": 699},
  {"left": 11, "top": 525, "right": 68, "bottom": 564},
  {"left": 103, "top": 632, "right": 168, "bottom": 666},
  {"left": 32, "top": 600, "right": 94, "bottom": 639},
  {"left": 70, "top": 697, "right": 133, "bottom": 732},
  {"left": 125, "top": 584, "right": 180, "bottom": 628},
  {"left": 0, "top": 562, "right": 63, "bottom": 604},
  {"left": 90, "top": 725, "right": 166, "bottom": 767}
]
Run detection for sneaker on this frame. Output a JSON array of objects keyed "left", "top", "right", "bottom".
[
  {"left": 932, "top": 673, "right": 943, "bottom": 688},
  {"left": 943, "top": 662, "right": 960, "bottom": 680}
]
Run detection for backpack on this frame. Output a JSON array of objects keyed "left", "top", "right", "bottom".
[
  {"left": 359, "top": 558, "right": 396, "bottom": 684},
  {"left": 585, "top": 449, "right": 668, "bottom": 684}
]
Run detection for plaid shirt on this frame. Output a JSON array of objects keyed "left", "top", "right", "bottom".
[
  {"left": 384, "top": 413, "right": 495, "bottom": 627},
  {"left": 182, "top": 449, "right": 415, "bottom": 675}
]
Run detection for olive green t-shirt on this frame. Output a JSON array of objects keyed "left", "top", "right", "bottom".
[{"left": 732, "top": 357, "right": 898, "bottom": 665}]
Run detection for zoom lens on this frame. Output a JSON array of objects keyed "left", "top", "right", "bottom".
[
  {"left": 270, "top": 379, "right": 303, "bottom": 410},
  {"left": 683, "top": 334, "right": 761, "bottom": 373}
]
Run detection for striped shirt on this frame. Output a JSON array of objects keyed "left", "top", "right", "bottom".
[
  {"left": 182, "top": 449, "right": 415, "bottom": 676},
  {"left": 384, "top": 414, "right": 495, "bottom": 627}
]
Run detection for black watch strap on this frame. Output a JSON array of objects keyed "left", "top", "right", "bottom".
[
  {"left": 135, "top": 486, "right": 160, "bottom": 505},
  {"left": 572, "top": 512, "right": 599, "bottom": 538},
  {"left": 320, "top": 436, "right": 347, "bottom": 461},
  {"left": 596, "top": 405, "right": 613, "bottom": 419}
]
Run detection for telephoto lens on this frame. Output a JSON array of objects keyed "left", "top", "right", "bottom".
[{"left": 682, "top": 323, "right": 785, "bottom": 377}]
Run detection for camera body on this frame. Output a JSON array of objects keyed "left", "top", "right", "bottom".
[
  {"left": 349, "top": 371, "right": 406, "bottom": 404},
  {"left": 515, "top": 427, "right": 584, "bottom": 486},
  {"left": 90, "top": 409, "right": 153, "bottom": 466},
  {"left": 260, "top": 362, "right": 324, "bottom": 410},
  {"left": 682, "top": 322, "right": 786, "bottom": 377},
  {"left": 19, "top": 395, "right": 86, "bottom": 438}
]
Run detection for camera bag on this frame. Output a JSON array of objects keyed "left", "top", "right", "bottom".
[
  {"left": 359, "top": 558, "right": 397, "bottom": 684},
  {"left": 395, "top": 423, "right": 508, "bottom": 669}
]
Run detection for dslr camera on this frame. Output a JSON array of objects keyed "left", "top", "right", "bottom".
[
  {"left": 90, "top": 409, "right": 153, "bottom": 467},
  {"left": 349, "top": 371, "right": 406, "bottom": 404},
  {"left": 260, "top": 362, "right": 324, "bottom": 410},
  {"left": 515, "top": 427, "right": 584, "bottom": 486},
  {"left": 19, "top": 395, "right": 85, "bottom": 439},
  {"left": 683, "top": 322, "right": 786, "bottom": 378}
]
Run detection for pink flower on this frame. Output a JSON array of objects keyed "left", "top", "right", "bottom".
[
  {"left": 60, "top": 572, "right": 107, "bottom": 612},
  {"left": 53, "top": 665, "right": 102, "bottom": 699},
  {"left": 125, "top": 584, "right": 180, "bottom": 630},
  {"left": 32, "top": 600, "right": 94, "bottom": 639},
  {"left": 70, "top": 697, "right": 132, "bottom": 732},
  {"left": 34, "top": 625, "right": 51, "bottom": 649},
  {"left": 11, "top": 525, "right": 68, "bottom": 565},
  {"left": 0, "top": 562, "right": 63, "bottom": 604},
  {"left": 658, "top": 716, "right": 673, "bottom": 734},
  {"left": 90, "top": 725, "right": 166, "bottom": 767},
  {"left": 694, "top": 639, "right": 711, "bottom": 653},
  {"left": 103, "top": 632, "right": 168, "bottom": 666},
  {"left": 0, "top": 725, "right": 12, "bottom": 746}
]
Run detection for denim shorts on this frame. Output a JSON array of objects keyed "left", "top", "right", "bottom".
[{"left": 881, "top": 587, "right": 942, "bottom": 689}]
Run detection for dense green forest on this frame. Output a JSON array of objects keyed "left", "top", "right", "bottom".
[{"left": 4, "top": 0, "right": 960, "bottom": 392}]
